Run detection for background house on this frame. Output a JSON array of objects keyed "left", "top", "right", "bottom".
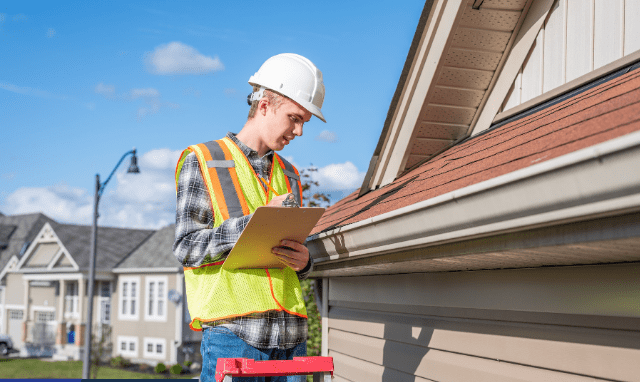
[
  {"left": 0, "top": 213, "right": 197, "bottom": 365},
  {"left": 112, "top": 224, "right": 201, "bottom": 366},
  {"left": 307, "top": 0, "right": 640, "bottom": 381}
]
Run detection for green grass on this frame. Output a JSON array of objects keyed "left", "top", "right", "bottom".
[{"left": 0, "top": 358, "right": 194, "bottom": 379}]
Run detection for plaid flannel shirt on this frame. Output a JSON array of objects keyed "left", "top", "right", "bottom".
[{"left": 174, "top": 132, "right": 312, "bottom": 350}]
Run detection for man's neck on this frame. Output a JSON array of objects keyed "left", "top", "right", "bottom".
[{"left": 237, "top": 121, "right": 269, "bottom": 157}]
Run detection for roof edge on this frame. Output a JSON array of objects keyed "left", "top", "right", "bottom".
[{"left": 308, "top": 129, "right": 640, "bottom": 268}]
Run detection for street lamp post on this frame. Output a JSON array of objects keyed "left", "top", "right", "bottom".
[{"left": 82, "top": 148, "right": 140, "bottom": 379}]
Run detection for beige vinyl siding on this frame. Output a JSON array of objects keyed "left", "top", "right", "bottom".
[
  {"left": 25, "top": 243, "right": 60, "bottom": 267},
  {"left": 111, "top": 273, "right": 178, "bottom": 363},
  {"left": 501, "top": 0, "right": 640, "bottom": 112},
  {"left": 29, "top": 285, "right": 56, "bottom": 308},
  {"left": 5, "top": 274, "right": 24, "bottom": 305},
  {"left": 326, "top": 263, "right": 640, "bottom": 382}
]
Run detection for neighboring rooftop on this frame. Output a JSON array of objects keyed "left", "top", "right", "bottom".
[
  {"left": 312, "top": 65, "right": 640, "bottom": 235},
  {"left": 116, "top": 224, "right": 180, "bottom": 270},
  {"left": 0, "top": 213, "right": 57, "bottom": 272},
  {"left": 53, "top": 223, "right": 155, "bottom": 271}
]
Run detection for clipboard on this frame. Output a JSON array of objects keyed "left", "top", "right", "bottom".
[{"left": 222, "top": 206, "right": 326, "bottom": 270}]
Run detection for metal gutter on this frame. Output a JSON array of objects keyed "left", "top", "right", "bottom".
[{"left": 307, "top": 129, "right": 640, "bottom": 264}]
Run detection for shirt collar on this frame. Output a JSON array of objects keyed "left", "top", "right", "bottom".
[{"left": 226, "top": 131, "right": 274, "bottom": 160}]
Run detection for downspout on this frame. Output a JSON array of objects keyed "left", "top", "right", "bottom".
[{"left": 173, "top": 272, "right": 184, "bottom": 365}]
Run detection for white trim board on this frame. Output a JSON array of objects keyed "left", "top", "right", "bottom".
[{"left": 113, "top": 268, "right": 180, "bottom": 274}]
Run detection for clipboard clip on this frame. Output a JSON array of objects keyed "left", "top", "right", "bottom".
[{"left": 282, "top": 193, "right": 299, "bottom": 208}]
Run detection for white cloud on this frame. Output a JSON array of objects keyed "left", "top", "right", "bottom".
[
  {"left": 2, "top": 184, "right": 94, "bottom": 225},
  {"left": 94, "top": 84, "right": 178, "bottom": 121},
  {"left": 1, "top": 153, "right": 364, "bottom": 229},
  {"left": 314, "top": 130, "right": 338, "bottom": 143},
  {"left": 310, "top": 162, "right": 364, "bottom": 191},
  {"left": 131, "top": 88, "right": 160, "bottom": 99},
  {"left": 146, "top": 41, "right": 224, "bottom": 75},
  {"left": 0, "top": 81, "right": 67, "bottom": 100},
  {"left": 1, "top": 148, "right": 183, "bottom": 229},
  {"left": 299, "top": 161, "right": 365, "bottom": 203},
  {"left": 95, "top": 82, "right": 115, "bottom": 97},
  {"left": 47, "top": 28, "right": 56, "bottom": 38}
]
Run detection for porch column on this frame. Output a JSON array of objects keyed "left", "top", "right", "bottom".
[
  {"left": 77, "top": 277, "right": 85, "bottom": 346},
  {"left": 22, "top": 279, "right": 30, "bottom": 343},
  {"left": 56, "top": 280, "right": 67, "bottom": 345}
]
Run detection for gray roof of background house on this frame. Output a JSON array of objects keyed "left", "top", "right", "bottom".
[
  {"left": 116, "top": 225, "right": 180, "bottom": 270},
  {"left": 0, "top": 213, "right": 57, "bottom": 274},
  {"left": 52, "top": 223, "right": 155, "bottom": 271}
]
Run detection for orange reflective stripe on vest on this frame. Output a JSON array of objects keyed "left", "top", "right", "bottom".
[{"left": 200, "top": 140, "right": 251, "bottom": 219}]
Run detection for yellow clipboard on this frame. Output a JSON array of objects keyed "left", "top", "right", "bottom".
[{"left": 221, "top": 206, "right": 326, "bottom": 270}]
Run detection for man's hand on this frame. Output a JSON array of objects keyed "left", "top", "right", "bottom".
[
  {"left": 265, "top": 194, "right": 290, "bottom": 207},
  {"left": 272, "top": 239, "right": 309, "bottom": 271}
]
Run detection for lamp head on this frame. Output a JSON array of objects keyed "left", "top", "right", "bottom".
[{"left": 127, "top": 148, "right": 140, "bottom": 174}]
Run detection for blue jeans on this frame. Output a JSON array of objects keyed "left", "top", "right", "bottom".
[{"left": 200, "top": 326, "right": 307, "bottom": 382}]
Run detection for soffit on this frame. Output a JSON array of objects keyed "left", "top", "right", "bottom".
[
  {"left": 403, "top": 0, "right": 528, "bottom": 171},
  {"left": 366, "top": 0, "right": 533, "bottom": 192}
]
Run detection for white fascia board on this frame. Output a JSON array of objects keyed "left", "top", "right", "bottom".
[
  {"left": 308, "top": 129, "right": 640, "bottom": 263},
  {"left": 14, "top": 222, "right": 53, "bottom": 270},
  {"left": 22, "top": 273, "right": 83, "bottom": 281},
  {"left": 372, "top": 0, "right": 466, "bottom": 188},
  {"left": 113, "top": 267, "right": 180, "bottom": 274},
  {"left": 0, "top": 256, "right": 19, "bottom": 282}
]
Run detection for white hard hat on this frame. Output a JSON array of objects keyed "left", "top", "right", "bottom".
[{"left": 248, "top": 53, "right": 326, "bottom": 122}]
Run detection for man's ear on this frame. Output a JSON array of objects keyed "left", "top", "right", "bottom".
[{"left": 258, "top": 98, "right": 270, "bottom": 116}]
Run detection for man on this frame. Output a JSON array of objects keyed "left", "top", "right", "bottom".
[{"left": 173, "top": 53, "right": 326, "bottom": 382}]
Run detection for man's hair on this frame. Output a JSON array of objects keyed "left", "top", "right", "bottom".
[{"left": 247, "top": 86, "right": 284, "bottom": 119}]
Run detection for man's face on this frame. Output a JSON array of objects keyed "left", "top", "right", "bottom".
[{"left": 261, "top": 97, "right": 312, "bottom": 152}]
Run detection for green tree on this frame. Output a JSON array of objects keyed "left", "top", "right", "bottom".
[
  {"left": 300, "top": 167, "right": 331, "bottom": 208},
  {"left": 299, "top": 167, "right": 330, "bottom": 359}
]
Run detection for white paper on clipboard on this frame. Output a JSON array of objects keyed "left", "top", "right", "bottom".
[{"left": 221, "top": 206, "right": 325, "bottom": 270}]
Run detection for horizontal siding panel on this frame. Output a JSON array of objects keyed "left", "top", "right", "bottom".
[
  {"left": 413, "top": 348, "right": 600, "bottom": 382},
  {"left": 329, "top": 309, "right": 640, "bottom": 382},
  {"left": 329, "top": 346, "right": 599, "bottom": 382},
  {"left": 330, "top": 350, "right": 435, "bottom": 382},
  {"left": 328, "top": 263, "right": 640, "bottom": 318}
]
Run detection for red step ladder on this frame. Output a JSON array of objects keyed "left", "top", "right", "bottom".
[{"left": 215, "top": 356, "right": 333, "bottom": 382}]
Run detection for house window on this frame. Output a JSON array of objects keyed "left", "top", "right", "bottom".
[
  {"left": 35, "top": 311, "right": 55, "bottom": 323},
  {"left": 119, "top": 277, "right": 140, "bottom": 320},
  {"left": 99, "top": 281, "right": 111, "bottom": 324},
  {"left": 117, "top": 336, "right": 138, "bottom": 358},
  {"left": 143, "top": 337, "right": 166, "bottom": 360},
  {"left": 145, "top": 276, "right": 167, "bottom": 321},
  {"left": 9, "top": 310, "right": 23, "bottom": 320},
  {"left": 65, "top": 281, "right": 79, "bottom": 318}
]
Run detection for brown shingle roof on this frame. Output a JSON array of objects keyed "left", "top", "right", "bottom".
[{"left": 312, "top": 67, "right": 640, "bottom": 235}]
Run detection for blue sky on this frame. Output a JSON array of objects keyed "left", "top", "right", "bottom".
[{"left": 0, "top": 0, "right": 425, "bottom": 229}]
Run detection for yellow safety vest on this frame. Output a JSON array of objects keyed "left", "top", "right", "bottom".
[{"left": 175, "top": 137, "right": 307, "bottom": 331}]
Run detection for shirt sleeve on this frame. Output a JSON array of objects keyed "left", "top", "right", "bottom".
[
  {"left": 173, "top": 152, "right": 252, "bottom": 267},
  {"left": 295, "top": 255, "right": 314, "bottom": 280}
]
